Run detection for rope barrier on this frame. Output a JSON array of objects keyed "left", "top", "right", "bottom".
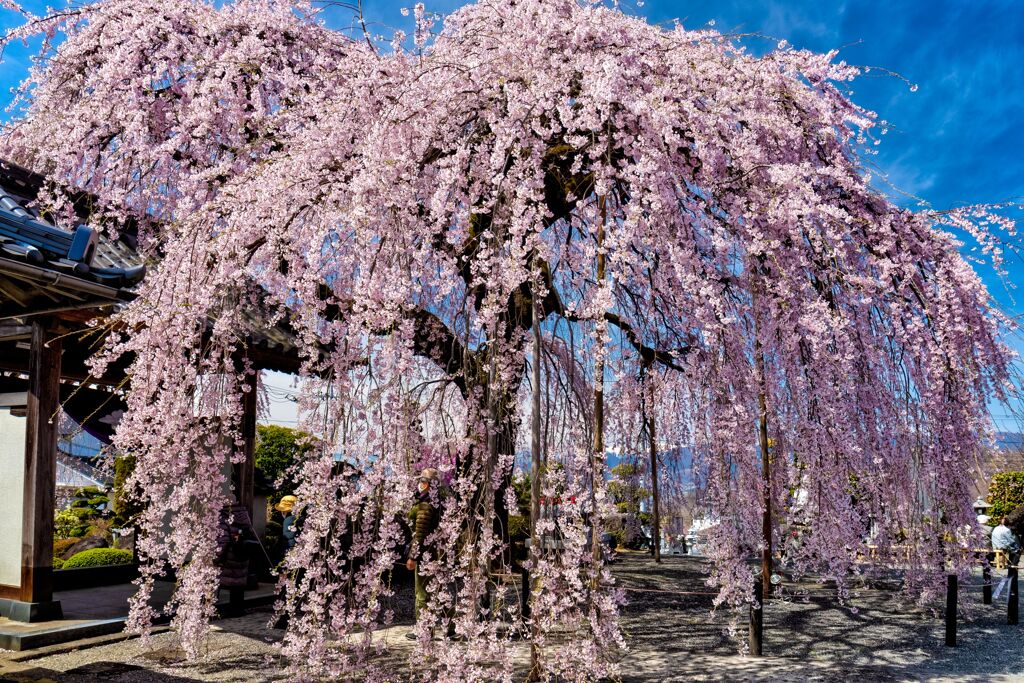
[
  {"left": 620, "top": 586, "right": 720, "bottom": 596},
  {"left": 620, "top": 584, "right": 952, "bottom": 595}
]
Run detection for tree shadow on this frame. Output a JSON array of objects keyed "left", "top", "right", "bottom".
[
  {"left": 613, "top": 553, "right": 1023, "bottom": 682},
  {"left": 6, "top": 661, "right": 202, "bottom": 682}
]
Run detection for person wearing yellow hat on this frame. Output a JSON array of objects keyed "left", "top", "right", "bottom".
[
  {"left": 275, "top": 495, "right": 298, "bottom": 514},
  {"left": 270, "top": 494, "right": 301, "bottom": 630},
  {"left": 275, "top": 495, "right": 299, "bottom": 552}
]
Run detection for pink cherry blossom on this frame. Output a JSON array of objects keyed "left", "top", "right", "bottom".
[{"left": 0, "top": 0, "right": 1017, "bottom": 678}]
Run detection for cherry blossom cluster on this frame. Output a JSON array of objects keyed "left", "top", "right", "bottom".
[{"left": 1, "top": 0, "right": 1018, "bottom": 678}]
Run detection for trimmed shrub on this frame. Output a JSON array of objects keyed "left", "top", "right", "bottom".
[
  {"left": 63, "top": 548, "right": 133, "bottom": 569},
  {"left": 989, "top": 472, "right": 1024, "bottom": 519},
  {"left": 54, "top": 509, "right": 86, "bottom": 539},
  {"left": 53, "top": 557, "right": 64, "bottom": 570},
  {"left": 68, "top": 507, "right": 95, "bottom": 522}
]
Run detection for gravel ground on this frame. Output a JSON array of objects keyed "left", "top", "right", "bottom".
[{"left": 1, "top": 553, "right": 1020, "bottom": 682}]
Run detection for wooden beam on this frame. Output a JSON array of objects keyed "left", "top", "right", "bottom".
[
  {"left": 0, "top": 325, "right": 30, "bottom": 342},
  {"left": 245, "top": 345, "right": 303, "bottom": 375},
  {"left": 0, "top": 335, "right": 129, "bottom": 386},
  {"left": 0, "top": 276, "right": 32, "bottom": 307}
]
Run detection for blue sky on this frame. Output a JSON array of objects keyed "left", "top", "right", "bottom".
[{"left": 2, "top": 0, "right": 1022, "bottom": 428}]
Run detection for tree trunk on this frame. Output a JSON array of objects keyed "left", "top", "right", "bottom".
[
  {"left": 752, "top": 275, "right": 773, "bottom": 595},
  {"left": 528, "top": 272, "right": 543, "bottom": 681},
  {"left": 645, "top": 379, "right": 661, "bottom": 564},
  {"left": 757, "top": 360, "right": 772, "bottom": 595},
  {"left": 591, "top": 197, "right": 607, "bottom": 572}
]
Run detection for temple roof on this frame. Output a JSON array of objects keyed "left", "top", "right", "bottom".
[
  {"left": 0, "top": 159, "right": 302, "bottom": 376},
  {"left": 0, "top": 159, "right": 145, "bottom": 315}
]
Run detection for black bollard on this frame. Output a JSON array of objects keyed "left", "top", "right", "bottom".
[
  {"left": 228, "top": 587, "right": 244, "bottom": 616},
  {"left": 945, "top": 575, "right": 957, "bottom": 646},
  {"left": 983, "top": 564, "right": 992, "bottom": 605},
  {"left": 520, "top": 564, "right": 530, "bottom": 619},
  {"left": 1009, "top": 565, "right": 1019, "bottom": 626},
  {"left": 749, "top": 579, "right": 763, "bottom": 656}
]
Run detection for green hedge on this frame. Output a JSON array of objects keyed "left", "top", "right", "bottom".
[
  {"left": 54, "top": 509, "right": 85, "bottom": 539},
  {"left": 989, "top": 472, "right": 1024, "bottom": 519},
  {"left": 62, "top": 548, "right": 134, "bottom": 569}
]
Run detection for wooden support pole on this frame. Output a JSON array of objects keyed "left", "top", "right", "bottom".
[
  {"left": 1009, "top": 565, "right": 1019, "bottom": 626},
  {"left": 237, "top": 369, "right": 257, "bottom": 517},
  {"left": 944, "top": 574, "right": 957, "bottom": 646},
  {"left": 23, "top": 320, "right": 60, "bottom": 603},
  {"left": 1, "top": 320, "right": 64, "bottom": 621},
  {"left": 749, "top": 578, "right": 763, "bottom": 656},
  {"left": 983, "top": 564, "right": 992, "bottom": 605}
]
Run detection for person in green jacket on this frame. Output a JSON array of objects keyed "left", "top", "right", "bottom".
[{"left": 406, "top": 467, "right": 440, "bottom": 633}]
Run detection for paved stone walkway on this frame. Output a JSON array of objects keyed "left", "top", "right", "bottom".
[{"left": 0, "top": 553, "right": 1020, "bottom": 681}]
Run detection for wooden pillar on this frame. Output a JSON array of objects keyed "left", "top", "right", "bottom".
[
  {"left": 237, "top": 369, "right": 257, "bottom": 517},
  {"left": 0, "top": 320, "right": 63, "bottom": 621},
  {"left": 22, "top": 320, "right": 61, "bottom": 605}
]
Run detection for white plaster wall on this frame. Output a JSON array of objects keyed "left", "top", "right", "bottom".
[{"left": 0, "top": 406, "right": 26, "bottom": 587}]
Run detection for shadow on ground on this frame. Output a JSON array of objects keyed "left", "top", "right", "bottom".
[
  {"left": 1, "top": 553, "right": 1020, "bottom": 681},
  {"left": 612, "top": 552, "right": 1024, "bottom": 682}
]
